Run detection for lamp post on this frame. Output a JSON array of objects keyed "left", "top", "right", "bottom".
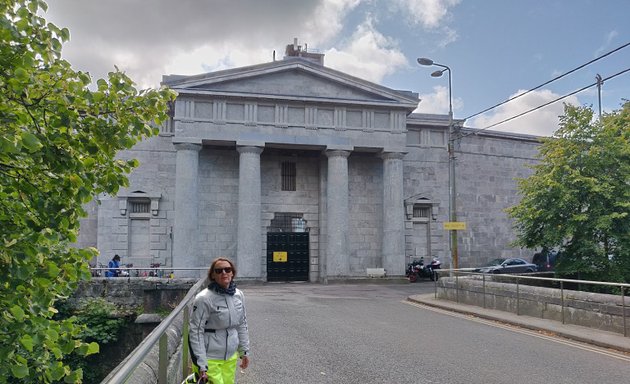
[{"left": 417, "top": 57, "right": 459, "bottom": 270}]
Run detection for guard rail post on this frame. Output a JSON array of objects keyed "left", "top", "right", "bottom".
[
  {"left": 183, "top": 307, "right": 191, "bottom": 378},
  {"left": 622, "top": 287, "right": 627, "bottom": 337},
  {"left": 455, "top": 271, "right": 460, "bottom": 303},
  {"left": 560, "top": 281, "right": 565, "bottom": 324},
  {"left": 434, "top": 271, "right": 438, "bottom": 299},
  {"left": 482, "top": 274, "right": 486, "bottom": 308},
  {"left": 159, "top": 333, "right": 167, "bottom": 384},
  {"left": 516, "top": 276, "right": 521, "bottom": 316}
]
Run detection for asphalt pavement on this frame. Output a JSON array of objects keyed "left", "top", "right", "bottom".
[{"left": 407, "top": 293, "right": 630, "bottom": 354}]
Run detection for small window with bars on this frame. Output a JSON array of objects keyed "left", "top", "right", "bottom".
[
  {"left": 413, "top": 205, "right": 430, "bottom": 219},
  {"left": 281, "top": 161, "right": 296, "bottom": 191},
  {"left": 130, "top": 201, "right": 150, "bottom": 214}
]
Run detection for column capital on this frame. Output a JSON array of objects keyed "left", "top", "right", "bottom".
[
  {"left": 236, "top": 145, "right": 264, "bottom": 155},
  {"left": 173, "top": 142, "right": 202, "bottom": 152},
  {"left": 325, "top": 149, "right": 351, "bottom": 159},
  {"left": 380, "top": 151, "right": 407, "bottom": 161}
]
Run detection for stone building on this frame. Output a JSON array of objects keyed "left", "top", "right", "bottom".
[{"left": 77, "top": 43, "right": 541, "bottom": 281}]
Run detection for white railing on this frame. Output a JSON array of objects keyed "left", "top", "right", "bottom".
[{"left": 434, "top": 269, "right": 630, "bottom": 337}]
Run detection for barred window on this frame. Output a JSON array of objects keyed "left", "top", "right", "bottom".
[
  {"left": 130, "top": 201, "right": 150, "bottom": 214},
  {"left": 413, "top": 205, "right": 430, "bottom": 219},
  {"left": 281, "top": 161, "right": 296, "bottom": 191}
]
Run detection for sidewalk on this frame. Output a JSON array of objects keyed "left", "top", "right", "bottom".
[{"left": 408, "top": 293, "right": 630, "bottom": 354}]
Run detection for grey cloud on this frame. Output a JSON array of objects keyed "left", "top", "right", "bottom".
[{"left": 47, "top": 0, "right": 321, "bottom": 49}]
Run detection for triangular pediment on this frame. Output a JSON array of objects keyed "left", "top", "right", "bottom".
[{"left": 163, "top": 59, "right": 418, "bottom": 110}]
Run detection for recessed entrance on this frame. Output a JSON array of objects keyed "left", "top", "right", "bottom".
[
  {"left": 266, "top": 213, "right": 309, "bottom": 282},
  {"left": 266, "top": 232, "right": 309, "bottom": 282}
]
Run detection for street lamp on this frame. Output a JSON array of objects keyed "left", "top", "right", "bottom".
[{"left": 417, "top": 57, "right": 459, "bottom": 270}]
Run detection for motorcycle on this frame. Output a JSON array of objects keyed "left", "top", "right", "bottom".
[{"left": 406, "top": 257, "right": 440, "bottom": 282}]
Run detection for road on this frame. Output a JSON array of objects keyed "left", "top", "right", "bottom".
[{"left": 236, "top": 282, "right": 630, "bottom": 384}]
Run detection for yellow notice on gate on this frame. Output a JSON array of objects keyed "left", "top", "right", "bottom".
[
  {"left": 273, "top": 251, "right": 288, "bottom": 262},
  {"left": 443, "top": 222, "right": 467, "bottom": 230}
]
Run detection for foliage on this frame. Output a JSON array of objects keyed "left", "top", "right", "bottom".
[
  {"left": 508, "top": 102, "right": 630, "bottom": 282},
  {"left": 57, "top": 298, "right": 129, "bottom": 383},
  {"left": 0, "top": 0, "right": 176, "bottom": 382},
  {"left": 72, "top": 298, "right": 127, "bottom": 345}
]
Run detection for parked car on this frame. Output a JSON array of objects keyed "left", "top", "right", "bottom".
[
  {"left": 474, "top": 258, "right": 538, "bottom": 274},
  {"left": 532, "top": 251, "right": 560, "bottom": 272}
]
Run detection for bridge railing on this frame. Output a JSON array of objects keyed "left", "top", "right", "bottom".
[
  {"left": 90, "top": 266, "right": 208, "bottom": 278},
  {"left": 434, "top": 269, "right": 630, "bottom": 337},
  {"left": 101, "top": 272, "right": 208, "bottom": 384}
]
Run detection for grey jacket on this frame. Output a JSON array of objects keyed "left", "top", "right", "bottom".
[{"left": 189, "top": 286, "right": 250, "bottom": 371}]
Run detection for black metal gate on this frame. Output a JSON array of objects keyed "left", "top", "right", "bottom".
[{"left": 266, "top": 232, "right": 309, "bottom": 282}]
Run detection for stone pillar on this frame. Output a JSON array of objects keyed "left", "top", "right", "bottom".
[
  {"left": 381, "top": 151, "right": 406, "bottom": 276},
  {"left": 173, "top": 142, "right": 202, "bottom": 278},
  {"left": 325, "top": 149, "right": 351, "bottom": 277},
  {"left": 237, "top": 146, "right": 263, "bottom": 278}
]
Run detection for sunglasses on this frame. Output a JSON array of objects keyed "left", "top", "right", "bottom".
[{"left": 214, "top": 267, "right": 233, "bottom": 274}]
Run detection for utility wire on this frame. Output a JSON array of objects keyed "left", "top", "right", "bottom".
[
  {"left": 463, "top": 41, "right": 630, "bottom": 121},
  {"left": 461, "top": 67, "right": 630, "bottom": 138}
]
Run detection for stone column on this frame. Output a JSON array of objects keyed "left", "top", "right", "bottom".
[
  {"left": 381, "top": 151, "right": 406, "bottom": 276},
  {"left": 173, "top": 142, "right": 202, "bottom": 278},
  {"left": 237, "top": 146, "right": 263, "bottom": 278},
  {"left": 325, "top": 149, "right": 351, "bottom": 277}
]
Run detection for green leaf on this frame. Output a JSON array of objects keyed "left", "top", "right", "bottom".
[
  {"left": 15, "top": 67, "right": 29, "bottom": 80},
  {"left": 10, "top": 363, "right": 29, "bottom": 379},
  {"left": 10, "top": 306, "right": 25, "bottom": 321},
  {"left": 48, "top": 363, "right": 66, "bottom": 381},
  {"left": 46, "top": 329, "right": 59, "bottom": 342},
  {"left": 20, "top": 132, "right": 42, "bottom": 151},
  {"left": 19, "top": 335, "right": 34, "bottom": 352}
]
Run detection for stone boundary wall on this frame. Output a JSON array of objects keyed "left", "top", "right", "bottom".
[
  {"left": 69, "top": 277, "right": 197, "bottom": 313},
  {"left": 437, "top": 276, "right": 629, "bottom": 335},
  {"left": 91, "top": 278, "right": 203, "bottom": 384}
]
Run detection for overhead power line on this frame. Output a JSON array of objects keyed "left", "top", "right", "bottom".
[
  {"left": 462, "top": 67, "right": 630, "bottom": 137},
  {"left": 464, "top": 41, "right": 630, "bottom": 121}
]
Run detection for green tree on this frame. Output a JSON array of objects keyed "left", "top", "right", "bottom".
[
  {"left": 508, "top": 102, "right": 630, "bottom": 282},
  {"left": 0, "top": 0, "right": 176, "bottom": 382}
]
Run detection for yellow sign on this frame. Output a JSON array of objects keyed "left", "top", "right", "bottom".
[
  {"left": 444, "top": 222, "right": 467, "bottom": 230},
  {"left": 273, "top": 251, "right": 288, "bottom": 262}
]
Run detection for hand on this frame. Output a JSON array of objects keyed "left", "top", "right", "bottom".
[
  {"left": 199, "top": 370, "right": 208, "bottom": 383},
  {"left": 240, "top": 355, "right": 250, "bottom": 369}
]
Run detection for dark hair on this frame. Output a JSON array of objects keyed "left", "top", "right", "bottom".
[
  {"left": 113, "top": 254, "right": 121, "bottom": 261},
  {"left": 207, "top": 257, "right": 236, "bottom": 282}
]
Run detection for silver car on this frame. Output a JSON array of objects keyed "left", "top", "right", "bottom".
[{"left": 474, "top": 258, "right": 538, "bottom": 274}]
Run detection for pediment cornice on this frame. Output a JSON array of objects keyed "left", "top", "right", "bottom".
[{"left": 162, "top": 58, "right": 418, "bottom": 111}]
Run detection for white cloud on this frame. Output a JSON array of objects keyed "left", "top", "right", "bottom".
[
  {"left": 324, "top": 17, "right": 408, "bottom": 83},
  {"left": 594, "top": 30, "right": 619, "bottom": 57},
  {"left": 467, "top": 89, "right": 582, "bottom": 136},
  {"left": 395, "top": 0, "right": 461, "bottom": 29},
  {"left": 414, "top": 85, "right": 464, "bottom": 116},
  {"left": 45, "top": 0, "right": 360, "bottom": 88}
]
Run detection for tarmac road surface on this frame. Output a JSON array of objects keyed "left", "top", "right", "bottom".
[{"left": 236, "top": 282, "right": 630, "bottom": 384}]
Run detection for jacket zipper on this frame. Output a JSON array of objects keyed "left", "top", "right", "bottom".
[{"left": 225, "top": 296, "right": 230, "bottom": 360}]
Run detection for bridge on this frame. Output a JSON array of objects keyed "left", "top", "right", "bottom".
[{"left": 94, "top": 273, "right": 630, "bottom": 383}]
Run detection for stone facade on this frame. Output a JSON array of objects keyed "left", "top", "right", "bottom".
[{"left": 78, "top": 46, "right": 541, "bottom": 282}]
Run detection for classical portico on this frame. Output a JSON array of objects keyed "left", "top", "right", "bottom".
[{"left": 160, "top": 51, "right": 419, "bottom": 281}]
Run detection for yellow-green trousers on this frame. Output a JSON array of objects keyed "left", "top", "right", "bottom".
[{"left": 187, "top": 352, "right": 238, "bottom": 384}]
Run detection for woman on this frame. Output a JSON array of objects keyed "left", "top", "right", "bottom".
[
  {"left": 189, "top": 257, "right": 250, "bottom": 384},
  {"left": 105, "top": 254, "right": 121, "bottom": 277}
]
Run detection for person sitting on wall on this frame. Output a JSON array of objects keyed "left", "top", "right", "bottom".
[{"left": 105, "top": 254, "right": 121, "bottom": 277}]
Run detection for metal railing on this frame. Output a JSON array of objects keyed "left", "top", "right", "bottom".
[
  {"left": 102, "top": 276, "right": 207, "bottom": 383},
  {"left": 434, "top": 269, "right": 630, "bottom": 337},
  {"left": 90, "top": 267, "right": 209, "bottom": 279}
]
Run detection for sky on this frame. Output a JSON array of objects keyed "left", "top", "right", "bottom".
[{"left": 44, "top": 0, "right": 629, "bottom": 136}]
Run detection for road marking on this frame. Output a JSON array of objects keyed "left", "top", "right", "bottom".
[{"left": 404, "top": 300, "right": 630, "bottom": 362}]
